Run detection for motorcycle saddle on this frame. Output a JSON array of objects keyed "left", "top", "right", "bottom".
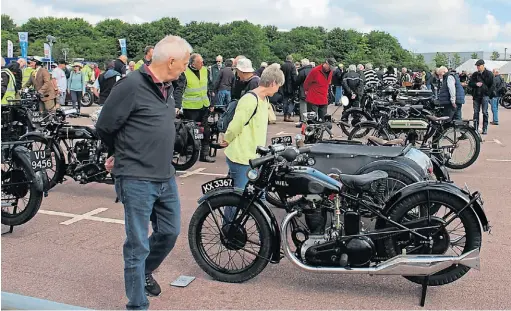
[
  {"left": 426, "top": 115, "right": 450, "bottom": 123},
  {"left": 335, "top": 170, "right": 388, "bottom": 190},
  {"left": 367, "top": 136, "right": 405, "bottom": 146}
]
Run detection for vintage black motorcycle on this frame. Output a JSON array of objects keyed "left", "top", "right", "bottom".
[
  {"left": 188, "top": 145, "right": 489, "bottom": 306},
  {"left": 173, "top": 112, "right": 204, "bottom": 171}
]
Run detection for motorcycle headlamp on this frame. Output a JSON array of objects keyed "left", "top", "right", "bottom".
[{"left": 247, "top": 168, "right": 260, "bottom": 181}]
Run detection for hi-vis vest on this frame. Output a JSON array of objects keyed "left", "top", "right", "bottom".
[
  {"left": 182, "top": 67, "right": 209, "bottom": 109},
  {"left": 22, "top": 67, "right": 34, "bottom": 86},
  {"left": 1, "top": 68, "right": 17, "bottom": 105}
]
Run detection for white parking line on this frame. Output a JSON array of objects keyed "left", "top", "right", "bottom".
[
  {"left": 486, "top": 159, "right": 511, "bottom": 162},
  {"left": 39, "top": 208, "right": 125, "bottom": 225},
  {"left": 493, "top": 139, "right": 505, "bottom": 146},
  {"left": 177, "top": 168, "right": 225, "bottom": 177},
  {"left": 178, "top": 167, "right": 205, "bottom": 178}
]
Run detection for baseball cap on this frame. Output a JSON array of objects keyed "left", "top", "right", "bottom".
[
  {"left": 326, "top": 58, "right": 337, "bottom": 67},
  {"left": 475, "top": 59, "right": 485, "bottom": 66},
  {"left": 236, "top": 58, "right": 254, "bottom": 73}
]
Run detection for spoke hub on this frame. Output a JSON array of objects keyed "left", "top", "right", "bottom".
[{"left": 221, "top": 224, "right": 248, "bottom": 251}]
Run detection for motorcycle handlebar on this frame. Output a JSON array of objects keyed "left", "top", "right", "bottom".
[
  {"left": 249, "top": 154, "right": 274, "bottom": 169},
  {"left": 249, "top": 146, "right": 311, "bottom": 168}
]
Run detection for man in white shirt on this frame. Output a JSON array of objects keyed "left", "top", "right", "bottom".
[{"left": 52, "top": 60, "right": 68, "bottom": 108}]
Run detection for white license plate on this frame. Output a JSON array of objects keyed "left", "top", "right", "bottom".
[{"left": 193, "top": 129, "right": 203, "bottom": 140}]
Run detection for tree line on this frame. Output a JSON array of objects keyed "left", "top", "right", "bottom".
[{"left": 1, "top": 14, "right": 428, "bottom": 70}]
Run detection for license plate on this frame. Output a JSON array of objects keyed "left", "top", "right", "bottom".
[
  {"left": 30, "top": 149, "right": 53, "bottom": 171},
  {"left": 31, "top": 112, "right": 43, "bottom": 123},
  {"left": 201, "top": 178, "right": 233, "bottom": 194},
  {"left": 193, "top": 129, "right": 203, "bottom": 140},
  {"left": 271, "top": 135, "right": 292, "bottom": 145}
]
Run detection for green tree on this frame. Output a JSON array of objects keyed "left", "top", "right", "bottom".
[
  {"left": 1, "top": 14, "right": 16, "bottom": 31},
  {"left": 471, "top": 52, "right": 479, "bottom": 59},
  {"left": 433, "top": 52, "right": 448, "bottom": 67},
  {"left": 491, "top": 51, "right": 500, "bottom": 60},
  {"left": 452, "top": 53, "right": 462, "bottom": 68}
]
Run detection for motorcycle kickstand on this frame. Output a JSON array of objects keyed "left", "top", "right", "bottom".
[{"left": 419, "top": 275, "right": 430, "bottom": 307}]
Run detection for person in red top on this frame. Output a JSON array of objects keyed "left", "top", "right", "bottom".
[{"left": 303, "top": 58, "right": 336, "bottom": 121}]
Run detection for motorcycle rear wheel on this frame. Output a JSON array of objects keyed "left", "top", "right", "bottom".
[
  {"left": 172, "top": 138, "right": 200, "bottom": 171},
  {"left": 80, "top": 90, "right": 94, "bottom": 107},
  {"left": 21, "top": 135, "right": 65, "bottom": 189},
  {"left": 500, "top": 94, "right": 511, "bottom": 109},
  {"left": 188, "top": 194, "right": 272, "bottom": 283},
  {"left": 382, "top": 189, "right": 482, "bottom": 286},
  {"left": 339, "top": 109, "right": 373, "bottom": 137}
]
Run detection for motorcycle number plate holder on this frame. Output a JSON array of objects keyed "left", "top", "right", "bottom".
[
  {"left": 31, "top": 111, "right": 43, "bottom": 123},
  {"left": 193, "top": 128, "right": 204, "bottom": 140},
  {"left": 271, "top": 135, "right": 292, "bottom": 146},
  {"left": 30, "top": 149, "right": 53, "bottom": 171},
  {"left": 201, "top": 178, "right": 234, "bottom": 194}
]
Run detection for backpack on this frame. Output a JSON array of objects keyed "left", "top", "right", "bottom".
[{"left": 218, "top": 91, "right": 258, "bottom": 133}]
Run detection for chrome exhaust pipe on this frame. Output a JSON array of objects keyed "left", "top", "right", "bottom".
[{"left": 281, "top": 210, "right": 480, "bottom": 275}]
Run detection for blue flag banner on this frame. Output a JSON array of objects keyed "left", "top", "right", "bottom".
[
  {"left": 118, "top": 38, "right": 127, "bottom": 56},
  {"left": 18, "top": 32, "right": 28, "bottom": 60}
]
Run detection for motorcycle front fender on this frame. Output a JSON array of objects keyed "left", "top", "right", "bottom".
[
  {"left": 430, "top": 155, "right": 450, "bottom": 181},
  {"left": 19, "top": 131, "right": 49, "bottom": 142},
  {"left": 197, "top": 188, "right": 282, "bottom": 263},
  {"left": 378, "top": 181, "right": 489, "bottom": 232}
]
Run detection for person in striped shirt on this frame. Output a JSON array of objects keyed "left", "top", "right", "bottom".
[
  {"left": 383, "top": 66, "right": 398, "bottom": 87},
  {"left": 364, "top": 63, "right": 379, "bottom": 88}
]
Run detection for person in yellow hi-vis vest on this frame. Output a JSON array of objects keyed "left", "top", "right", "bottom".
[
  {"left": 173, "top": 53, "right": 215, "bottom": 163},
  {"left": 134, "top": 46, "right": 154, "bottom": 70},
  {"left": 22, "top": 66, "right": 34, "bottom": 87},
  {"left": 1, "top": 57, "right": 17, "bottom": 104}
]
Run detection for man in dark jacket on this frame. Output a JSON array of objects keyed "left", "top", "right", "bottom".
[
  {"left": 6, "top": 59, "right": 25, "bottom": 94},
  {"left": 96, "top": 60, "right": 121, "bottom": 106},
  {"left": 113, "top": 55, "right": 127, "bottom": 77},
  {"left": 437, "top": 66, "right": 465, "bottom": 120},
  {"left": 468, "top": 59, "right": 494, "bottom": 134},
  {"left": 332, "top": 64, "right": 344, "bottom": 106},
  {"left": 490, "top": 68, "right": 505, "bottom": 125},
  {"left": 295, "top": 59, "right": 313, "bottom": 126},
  {"left": 208, "top": 55, "right": 223, "bottom": 105},
  {"left": 213, "top": 59, "right": 235, "bottom": 107},
  {"left": 255, "top": 62, "right": 267, "bottom": 76},
  {"left": 281, "top": 55, "right": 297, "bottom": 122},
  {"left": 95, "top": 35, "right": 191, "bottom": 310},
  {"left": 342, "top": 64, "right": 364, "bottom": 111}
]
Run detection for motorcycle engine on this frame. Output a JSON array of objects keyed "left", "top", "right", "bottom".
[{"left": 74, "top": 141, "right": 94, "bottom": 163}]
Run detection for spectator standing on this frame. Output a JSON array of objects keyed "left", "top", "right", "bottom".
[
  {"left": 213, "top": 59, "right": 235, "bottom": 107},
  {"left": 490, "top": 68, "right": 506, "bottom": 125},
  {"left": 52, "top": 60, "right": 68, "bottom": 109},
  {"left": 331, "top": 63, "right": 345, "bottom": 106},
  {"left": 295, "top": 58, "right": 313, "bottom": 126},
  {"left": 281, "top": 55, "right": 298, "bottom": 122},
  {"left": 400, "top": 67, "right": 411, "bottom": 86},
  {"left": 382, "top": 66, "right": 398, "bottom": 86},
  {"left": 208, "top": 55, "right": 224, "bottom": 105},
  {"left": 303, "top": 58, "right": 335, "bottom": 121},
  {"left": 255, "top": 62, "right": 267, "bottom": 77},
  {"left": 342, "top": 64, "right": 364, "bottom": 114},
  {"left": 376, "top": 66, "right": 384, "bottom": 82},
  {"left": 437, "top": 66, "right": 465, "bottom": 120},
  {"left": 114, "top": 55, "right": 128, "bottom": 77},
  {"left": 364, "top": 63, "right": 379, "bottom": 88},
  {"left": 174, "top": 53, "right": 215, "bottom": 163},
  {"left": 95, "top": 35, "right": 191, "bottom": 310},
  {"left": 127, "top": 61, "right": 136, "bottom": 74},
  {"left": 96, "top": 60, "right": 122, "bottom": 106},
  {"left": 1, "top": 57, "right": 17, "bottom": 104},
  {"left": 6, "top": 58, "right": 26, "bottom": 97},
  {"left": 468, "top": 60, "right": 493, "bottom": 134},
  {"left": 67, "top": 62, "right": 87, "bottom": 113},
  {"left": 24, "top": 57, "right": 57, "bottom": 112},
  {"left": 134, "top": 46, "right": 154, "bottom": 70}
]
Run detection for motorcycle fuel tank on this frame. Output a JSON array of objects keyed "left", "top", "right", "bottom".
[
  {"left": 388, "top": 119, "right": 429, "bottom": 130},
  {"left": 273, "top": 166, "right": 341, "bottom": 196}
]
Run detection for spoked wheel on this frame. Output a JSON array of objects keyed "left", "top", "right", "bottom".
[
  {"left": 188, "top": 194, "right": 272, "bottom": 283},
  {"left": 21, "top": 135, "right": 64, "bottom": 189},
  {"left": 339, "top": 109, "right": 372, "bottom": 137},
  {"left": 383, "top": 190, "right": 482, "bottom": 286},
  {"left": 500, "top": 94, "right": 511, "bottom": 109},
  {"left": 347, "top": 123, "right": 390, "bottom": 144},
  {"left": 81, "top": 90, "right": 93, "bottom": 107},
  {"left": 437, "top": 124, "right": 480, "bottom": 170},
  {"left": 172, "top": 139, "right": 199, "bottom": 171},
  {"left": 1, "top": 154, "right": 43, "bottom": 226}
]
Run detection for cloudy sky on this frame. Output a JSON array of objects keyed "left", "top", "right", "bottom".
[{"left": 3, "top": 0, "right": 511, "bottom": 54}]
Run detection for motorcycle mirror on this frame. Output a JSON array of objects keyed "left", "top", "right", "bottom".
[{"left": 341, "top": 96, "right": 349, "bottom": 106}]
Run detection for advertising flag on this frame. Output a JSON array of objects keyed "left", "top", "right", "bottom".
[
  {"left": 18, "top": 32, "right": 28, "bottom": 59},
  {"left": 7, "top": 40, "right": 13, "bottom": 58},
  {"left": 118, "top": 38, "right": 127, "bottom": 56}
]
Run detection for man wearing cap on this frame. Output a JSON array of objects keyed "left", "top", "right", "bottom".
[
  {"left": 303, "top": 58, "right": 336, "bottom": 121},
  {"left": 52, "top": 60, "right": 68, "bottom": 108},
  {"left": 468, "top": 59, "right": 494, "bottom": 134},
  {"left": 24, "top": 57, "right": 57, "bottom": 112},
  {"left": 173, "top": 53, "right": 216, "bottom": 163}
]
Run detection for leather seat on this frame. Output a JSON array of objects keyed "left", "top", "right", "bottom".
[
  {"left": 426, "top": 115, "right": 450, "bottom": 122},
  {"left": 367, "top": 136, "right": 405, "bottom": 146},
  {"left": 338, "top": 170, "right": 388, "bottom": 191}
]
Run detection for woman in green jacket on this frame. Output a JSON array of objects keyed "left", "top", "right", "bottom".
[{"left": 67, "top": 62, "right": 86, "bottom": 112}]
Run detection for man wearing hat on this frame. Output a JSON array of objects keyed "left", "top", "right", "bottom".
[
  {"left": 468, "top": 59, "right": 494, "bottom": 134},
  {"left": 303, "top": 58, "right": 336, "bottom": 121},
  {"left": 24, "top": 56, "right": 57, "bottom": 112}
]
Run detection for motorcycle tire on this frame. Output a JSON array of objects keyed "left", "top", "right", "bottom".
[
  {"left": 500, "top": 94, "right": 511, "bottom": 109},
  {"left": 438, "top": 124, "right": 480, "bottom": 170},
  {"left": 172, "top": 141, "right": 200, "bottom": 171},
  {"left": 22, "top": 135, "right": 65, "bottom": 189},
  {"left": 1, "top": 150, "right": 43, "bottom": 226},
  {"left": 80, "top": 90, "right": 94, "bottom": 107},
  {"left": 382, "top": 189, "right": 482, "bottom": 286},
  {"left": 347, "top": 122, "right": 390, "bottom": 142},
  {"left": 188, "top": 193, "right": 272, "bottom": 283},
  {"left": 339, "top": 109, "right": 373, "bottom": 137}
]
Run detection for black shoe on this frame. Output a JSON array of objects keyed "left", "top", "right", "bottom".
[
  {"left": 482, "top": 129, "right": 488, "bottom": 135},
  {"left": 200, "top": 155, "right": 216, "bottom": 163},
  {"left": 145, "top": 274, "right": 161, "bottom": 297}
]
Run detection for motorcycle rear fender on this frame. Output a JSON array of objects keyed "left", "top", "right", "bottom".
[
  {"left": 355, "top": 159, "right": 423, "bottom": 183},
  {"left": 345, "top": 107, "right": 372, "bottom": 119},
  {"left": 430, "top": 156, "right": 450, "bottom": 181},
  {"left": 197, "top": 188, "right": 282, "bottom": 263},
  {"left": 19, "top": 131, "right": 49, "bottom": 142},
  {"left": 378, "top": 181, "right": 489, "bottom": 232},
  {"left": 11, "top": 145, "right": 45, "bottom": 193},
  {"left": 450, "top": 121, "right": 482, "bottom": 142},
  {"left": 185, "top": 122, "right": 202, "bottom": 149}
]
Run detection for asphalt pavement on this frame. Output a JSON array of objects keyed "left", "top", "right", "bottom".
[{"left": 2, "top": 98, "right": 511, "bottom": 309}]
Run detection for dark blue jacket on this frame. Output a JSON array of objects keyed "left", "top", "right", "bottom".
[{"left": 438, "top": 73, "right": 465, "bottom": 105}]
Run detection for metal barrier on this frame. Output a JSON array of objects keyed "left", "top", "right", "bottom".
[{"left": 1, "top": 292, "right": 90, "bottom": 310}]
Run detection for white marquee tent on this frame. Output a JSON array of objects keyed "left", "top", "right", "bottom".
[
  {"left": 455, "top": 59, "right": 509, "bottom": 74},
  {"left": 498, "top": 61, "right": 511, "bottom": 82}
]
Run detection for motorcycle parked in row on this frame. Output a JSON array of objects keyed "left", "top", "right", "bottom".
[
  {"left": 173, "top": 112, "right": 204, "bottom": 171},
  {"left": 188, "top": 144, "right": 489, "bottom": 306}
]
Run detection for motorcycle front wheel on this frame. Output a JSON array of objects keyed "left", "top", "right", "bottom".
[
  {"left": 339, "top": 109, "right": 373, "bottom": 137},
  {"left": 437, "top": 124, "right": 480, "bottom": 170},
  {"left": 500, "top": 94, "right": 511, "bottom": 109},
  {"left": 80, "top": 90, "right": 94, "bottom": 107},
  {"left": 188, "top": 194, "right": 272, "bottom": 283},
  {"left": 172, "top": 137, "right": 200, "bottom": 171}
]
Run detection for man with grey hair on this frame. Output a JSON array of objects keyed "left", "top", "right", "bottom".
[
  {"left": 174, "top": 53, "right": 216, "bottom": 163},
  {"left": 255, "top": 61, "right": 268, "bottom": 77},
  {"left": 437, "top": 66, "right": 465, "bottom": 120},
  {"left": 295, "top": 58, "right": 313, "bottom": 125},
  {"left": 208, "top": 54, "right": 224, "bottom": 102},
  {"left": 281, "top": 54, "right": 297, "bottom": 122},
  {"left": 95, "top": 35, "right": 192, "bottom": 310},
  {"left": 342, "top": 64, "right": 364, "bottom": 122}
]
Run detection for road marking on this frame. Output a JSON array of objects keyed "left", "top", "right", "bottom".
[
  {"left": 493, "top": 139, "right": 505, "bottom": 146},
  {"left": 176, "top": 169, "right": 228, "bottom": 177},
  {"left": 39, "top": 209, "right": 125, "bottom": 225},
  {"left": 275, "top": 131, "right": 293, "bottom": 135},
  {"left": 486, "top": 159, "right": 511, "bottom": 162},
  {"left": 178, "top": 167, "right": 206, "bottom": 178}
]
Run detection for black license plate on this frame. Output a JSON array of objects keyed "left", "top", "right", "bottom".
[
  {"left": 201, "top": 178, "right": 233, "bottom": 194},
  {"left": 31, "top": 112, "right": 43, "bottom": 123},
  {"left": 30, "top": 149, "right": 53, "bottom": 171},
  {"left": 271, "top": 135, "right": 292, "bottom": 145},
  {"left": 193, "top": 128, "right": 204, "bottom": 140}
]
